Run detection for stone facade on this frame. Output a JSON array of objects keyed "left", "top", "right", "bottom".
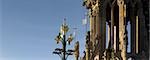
[{"left": 82, "top": 0, "right": 149, "bottom": 60}]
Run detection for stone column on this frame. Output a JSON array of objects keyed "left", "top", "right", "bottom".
[
  {"left": 117, "top": 0, "right": 126, "bottom": 60},
  {"left": 94, "top": 0, "right": 106, "bottom": 59},
  {"left": 95, "top": 4, "right": 103, "bottom": 60},
  {"left": 85, "top": 47, "right": 89, "bottom": 60},
  {"left": 89, "top": 9, "right": 95, "bottom": 47},
  {"left": 85, "top": 31, "right": 90, "bottom": 60},
  {"left": 110, "top": 6, "right": 114, "bottom": 49},
  {"left": 136, "top": 16, "right": 139, "bottom": 54},
  {"left": 95, "top": 4, "right": 100, "bottom": 40}
]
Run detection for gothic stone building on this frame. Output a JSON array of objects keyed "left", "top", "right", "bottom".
[{"left": 82, "top": 0, "right": 149, "bottom": 60}]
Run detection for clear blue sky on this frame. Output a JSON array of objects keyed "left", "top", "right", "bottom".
[
  {"left": 1, "top": 0, "right": 131, "bottom": 60},
  {"left": 1, "top": 0, "right": 87, "bottom": 60}
]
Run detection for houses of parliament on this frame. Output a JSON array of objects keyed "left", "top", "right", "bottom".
[{"left": 81, "top": 0, "right": 149, "bottom": 60}]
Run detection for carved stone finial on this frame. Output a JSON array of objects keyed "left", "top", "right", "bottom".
[{"left": 117, "top": 0, "right": 124, "bottom": 6}]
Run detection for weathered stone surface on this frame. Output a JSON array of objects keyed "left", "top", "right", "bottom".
[{"left": 82, "top": 0, "right": 149, "bottom": 60}]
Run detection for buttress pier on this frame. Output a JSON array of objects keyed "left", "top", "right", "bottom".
[{"left": 82, "top": 0, "right": 149, "bottom": 60}]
